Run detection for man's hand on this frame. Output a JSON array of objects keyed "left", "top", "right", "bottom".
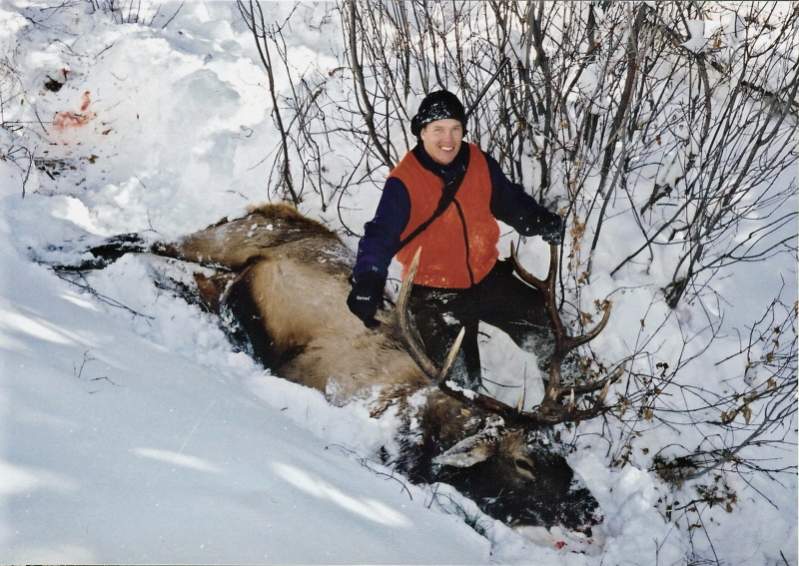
[
  {"left": 516, "top": 206, "right": 564, "bottom": 244},
  {"left": 539, "top": 210, "right": 563, "bottom": 245},
  {"left": 346, "top": 271, "right": 385, "bottom": 328}
]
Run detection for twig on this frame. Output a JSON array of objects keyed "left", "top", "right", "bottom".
[{"left": 52, "top": 269, "right": 154, "bottom": 321}]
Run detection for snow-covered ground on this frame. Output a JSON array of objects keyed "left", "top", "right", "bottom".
[{"left": 0, "top": 1, "right": 795, "bottom": 564}]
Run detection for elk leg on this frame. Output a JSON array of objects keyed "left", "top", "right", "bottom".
[{"left": 40, "top": 233, "right": 150, "bottom": 272}]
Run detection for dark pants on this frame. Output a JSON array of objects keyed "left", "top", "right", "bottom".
[{"left": 408, "top": 259, "right": 554, "bottom": 389}]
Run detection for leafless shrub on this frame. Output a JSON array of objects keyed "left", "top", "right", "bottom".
[
  {"left": 85, "top": 0, "right": 184, "bottom": 28},
  {"left": 235, "top": 4, "right": 796, "bottom": 556},
  {"left": 0, "top": 34, "right": 34, "bottom": 197}
]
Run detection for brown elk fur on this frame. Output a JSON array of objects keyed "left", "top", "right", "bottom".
[{"left": 161, "top": 203, "right": 428, "bottom": 404}]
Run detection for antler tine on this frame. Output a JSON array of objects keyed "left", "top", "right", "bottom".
[
  {"left": 439, "top": 327, "right": 466, "bottom": 383},
  {"left": 397, "top": 248, "right": 442, "bottom": 381},
  {"left": 564, "top": 301, "right": 612, "bottom": 351},
  {"left": 511, "top": 241, "right": 567, "bottom": 346},
  {"left": 510, "top": 241, "right": 551, "bottom": 292}
]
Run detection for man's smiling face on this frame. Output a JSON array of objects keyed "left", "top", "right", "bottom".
[{"left": 420, "top": 118, "right": 464, "bottom": 166}]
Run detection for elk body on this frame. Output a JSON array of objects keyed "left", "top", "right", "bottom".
[{"left": 58, "top": 203, "right": 610, "bottom": 540}]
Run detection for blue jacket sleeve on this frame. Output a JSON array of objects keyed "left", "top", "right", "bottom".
[
  {"left": 352, "top": 177, "right": 410, "bottom": 281},
  {"left": 484, "top": 151, "right": 552, "bottom": 236}
]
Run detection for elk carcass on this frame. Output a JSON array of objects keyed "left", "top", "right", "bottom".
[{"left": 51, "top": 203, "right": 613, "bottom": 545}]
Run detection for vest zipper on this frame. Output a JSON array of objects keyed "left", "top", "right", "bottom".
[{"left": 453, "top": 198, "right": 475, "bottom": 287}]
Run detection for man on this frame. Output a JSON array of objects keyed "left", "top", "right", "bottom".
[{"left": 347, "top": 90, "right": 562, "bottom": 388}]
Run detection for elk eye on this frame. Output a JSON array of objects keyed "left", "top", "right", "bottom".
[{"left": 515, "top": 459, "right": 535, "bottom": 473}]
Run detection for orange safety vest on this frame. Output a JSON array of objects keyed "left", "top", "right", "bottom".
[{"left": 393, "top": 143, "right": 499, "bottom": 289}]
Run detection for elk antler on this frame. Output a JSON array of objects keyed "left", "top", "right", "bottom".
[
  {"left": 510, "top": 242, "right": 613, "bottom": 407},
  {"left": 397, "top": 247, "right": 617, "bottom": 427}
]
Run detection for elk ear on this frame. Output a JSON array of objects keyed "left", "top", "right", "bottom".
[{"left": 433, "top": 432, "right": 498, "bottom": 468}]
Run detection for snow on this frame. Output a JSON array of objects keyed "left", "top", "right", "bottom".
[
  {"left": 1, "top": 1, "right": 796, "bottom": 565},
  {"left": 682, "top": 20, "right": 709, "bottom": 54},
  {"left": 1, "top": 225, "right": 488, "bottom": 564}
]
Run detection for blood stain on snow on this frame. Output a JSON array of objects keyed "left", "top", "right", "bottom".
[{"left": 53, "top": 91, "right": 96, "bottom": 131}]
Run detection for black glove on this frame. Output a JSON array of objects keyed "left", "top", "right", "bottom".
[
  {"left": 539, "top": 210, "right": 563, "bottom": 245},
  {"left": 536, "top": 209, "right": 563, "bottom": 245},
  {"left": 346, "top": 271, "right": 385, "bottom": 329},
  {"left": 516, "top": 207, "right": 563, "bottom": 244}
]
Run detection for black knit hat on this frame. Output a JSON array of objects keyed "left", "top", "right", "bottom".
[{"left": 410, "top": 90, "right": 467, "bottom": 137}]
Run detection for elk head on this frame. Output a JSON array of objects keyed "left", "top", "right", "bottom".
[{"left": 395, "top": 245, "right": 614, "bottom": 533}]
